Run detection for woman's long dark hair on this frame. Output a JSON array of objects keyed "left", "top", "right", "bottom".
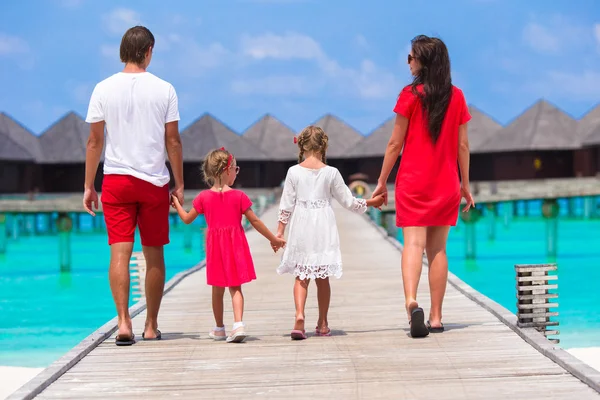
[{"left": 410, "top": 35, "right": 452, "bottom": 144}]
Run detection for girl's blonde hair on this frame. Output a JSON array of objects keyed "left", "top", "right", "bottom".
[
  {"left": 202, "top": 148, "right": 234, "bottom": 187},
  {"left": 297, "top": 125, "right": 328, "bottom": 164}
]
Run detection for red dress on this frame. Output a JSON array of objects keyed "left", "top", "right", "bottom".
[
  {"left": 393, "top": 85, "right": 471, "bottom": 227},
  {"left": 192, "top": 190, "right": 257, "bottom": 287}
]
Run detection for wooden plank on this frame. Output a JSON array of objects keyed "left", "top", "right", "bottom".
[
  {"left": 517, "top": 284, "right": 558, "bottom": 291},
  {"left": 518, "top": 303, "right": 559, "bottom": 309},
  {"left": 518, "top": 293, "right": 558, "bottom": 300},
  {"left": 517, "top": 275, "right": 558, "bottom": 282}
]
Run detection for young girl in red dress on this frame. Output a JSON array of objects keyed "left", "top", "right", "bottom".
[{"left": 172, "top": 148, "right": 286, "bottom": 343}]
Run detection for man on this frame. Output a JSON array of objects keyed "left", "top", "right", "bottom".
[{"left": 83, "top": 26, "right": 184, "bottom": 345}]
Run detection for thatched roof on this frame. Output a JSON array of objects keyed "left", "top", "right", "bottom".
[
  {"left": 348, "top": 116, "right": 395, "bottom": 157},
  {"left": 312, "top": 114, "right": 364, "bottom": 158},
  {"left": 479, "top": 100, "right": 578, "bottom": 152},
  {"left": 469, "top": 105, "right": 503, "bottom": 153},
  {"left": 38, "top": 112, "right": 93, "bottom": 163},
  {"left": 0, "top": 112, "right": 41, "bottom": 161},
  {"left": 579, "top": 104, "right": 600, "bottom": 146},
  {"left": 181, "top": 114, "right": 268, "bottom": 161},
  {"left": 243, "top": 114, "right": 297, "bottom": 161}
]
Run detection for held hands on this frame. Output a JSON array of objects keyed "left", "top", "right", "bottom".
[
  {"left": 371, "top": 182, "right": 388, "bottom": 207},
  {"left": 461, "top": 183, "right": 475, "bottom": 212},
  {"left": 170, "top": 194, "right": 181, "bottom": 209},
  {"left": 171, "top": 186, "right": 184, "bottom": 208},
  {"left": 271, "top": 232, "right": 286, "bottom": 253},
  {"left": 370, "top": 194, "right": 385, "bottom": 209}
]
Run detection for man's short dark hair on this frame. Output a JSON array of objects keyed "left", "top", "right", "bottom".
[{"left": 120, "top": 26, "right": 155, "bottom": 66}]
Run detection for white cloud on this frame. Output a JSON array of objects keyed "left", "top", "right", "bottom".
[
  {"left": 231, "top": 76, "right": 314, "bottom": 95},
  {"left": 103, "top": 8, "right": 141, "bottom": 36},
  {"left": 241, "top": 32, "right": 324, "bottom": 60},
  {"left": 528, "top": 70, "right": 600, "bottom": 100},
  {"left": 595, "top": 24, "right": 600, "bottom": 46},
  {"left": 0, "top": 33, "right": 29, "bottom": 55},
  {"left": 238, "top": 32, "right": 399, "bottom": 99},
  {"left": 522, "top": 16, "right": 589, "bottom": 54},
  {"left": 523, "top": 22, "right": 560, "bottom": 54}
]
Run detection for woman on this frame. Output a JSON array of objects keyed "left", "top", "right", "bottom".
[{"left": 371, "top": 35, "right": 475, "bottom": 338}]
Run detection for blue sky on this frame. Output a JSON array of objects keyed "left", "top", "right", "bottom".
[{"left": 1, "top": 0, "right": 599, "bottom": 135}]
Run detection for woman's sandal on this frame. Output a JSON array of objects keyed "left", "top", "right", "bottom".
[
  {"left": 409, "top": 307, "right": 430, "bottom": 338},
  {"left": 426, "top": 321, "right": 445, "bottom": 333}
]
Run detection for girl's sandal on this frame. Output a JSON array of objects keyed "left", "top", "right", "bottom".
[
  {"left": 315, "top": 326, "right": 331, "bottom": 337},
  {"left": 209, "top": 330, "right": 227, "bottom": 341},
  {"left": 290, "top": 329, "right": 307, "bottom": 340}
]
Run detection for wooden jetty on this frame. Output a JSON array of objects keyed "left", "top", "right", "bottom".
[{"left": 11, "top": 203, "right": 600, "bottom": 399}]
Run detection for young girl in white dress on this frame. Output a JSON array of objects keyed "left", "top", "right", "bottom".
[{"left": 276, "top": 126, "right": 385, "bottom": 340}]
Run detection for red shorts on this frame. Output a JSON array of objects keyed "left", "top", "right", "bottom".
[{"left": 101, "top": 174, "right": 170, "bottom": 246}]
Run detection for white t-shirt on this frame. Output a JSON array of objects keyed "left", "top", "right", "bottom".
[{"left": 85, "top": 72, "right": 180, "bottom": 187}]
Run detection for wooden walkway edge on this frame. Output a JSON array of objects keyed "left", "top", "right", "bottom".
[
  {"left": 8, "top": 203, "right": 600, "bottom": 399},
  {"left": 363, "top": 217, "right": 600, "bottom": 394}
]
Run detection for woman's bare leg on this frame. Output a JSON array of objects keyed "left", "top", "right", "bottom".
[
  {"left": 401, "top": 227, "right": 427, "bottom": 320},
  {"left": 425, "top": 226, "right": 451, "bottom": 328}
]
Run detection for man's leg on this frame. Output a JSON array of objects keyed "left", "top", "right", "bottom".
[
  {"left": 110, "top": 242, "right": 135, "bottom": 338},
  {"left": 102, "top": 175, "right": 138, "bottom": 343},
  {"left": 141, "top": 245, "right": 165, "bottom": 339},
  {"left": 137, "top": 180, "right": 170, "bottom": 339}
]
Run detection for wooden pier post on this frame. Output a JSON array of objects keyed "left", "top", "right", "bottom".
[
  {"left": 515, "top": 263, "right": 559, "bottom": 344},
  {"left": 56, "top": 213, "right": 73, "bottom": 273},
  {"left": 584, "top": 196, "right": 594, "bottom": 219},
  {"left": 130, "top": 251, "right": 146, "bottom": 303},
  {"left": 486, "top": 203, "right": 496, "bottom": 240},
  {"left": 184, "top": 223, "right": 193, "bottom": 251},
  {"left": 199, "top": 217, "right": 207, "bottom": 254},
  {"left": 459, "top": 207, "right": 481, "bottom": 260},
  {"left": 542, "top": 199, "right": 559, "bottom": 258},
  {"left": 568, "top": 197, "right": 577, "bottom": 218},
  {"left": 503, "top": 201, "right": 512, "bottom": 228},
  {"left": 369, "top": 207, "right": 382, "bottom": 226},
  {"left": 0, "top": 214, "right": 6, "bottom": 254}
]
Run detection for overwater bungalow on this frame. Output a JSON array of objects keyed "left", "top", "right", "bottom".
[
  {"left": 0, "top": 112, "right": 41, "bottom": 194},
  {"left": 312, "top": 114, "right": 365, "bottom": 179},
  {"left": 578, "top": 104, "right": 600, "bottom": 176},
  {"left": 180, "top": 113, "right": 269, "bottom": 189},
  {"left": 37, "top": 112, "right": 103, "bottom": 193},
  {"left": 476, "top": 100, "right": 585, "bottom": 181},
  {"left": 242, "top": 114, "right": 297, "bottom": 187}
]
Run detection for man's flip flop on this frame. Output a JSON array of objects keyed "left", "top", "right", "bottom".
[
  {"left": 142, "top": 330, "right": 162, "bottom": 341},
  {"left": 409, "top": 308, "right": 429, "bottom": 338},
  {"left": 427, "top": 321, "right": 444, "bottom": 333},
  {"left": 290, "top": 330, "right": 307, "bottom": 340},
  {"left": 115, "top": 333, "right": 135, "bottom": 346}
]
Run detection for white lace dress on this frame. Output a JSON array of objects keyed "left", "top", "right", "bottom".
[{"left": 277, "top": 165, "right": 367, "bottom": 279}]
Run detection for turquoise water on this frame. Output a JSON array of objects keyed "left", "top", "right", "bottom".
[
  {"left": 0, "top": 214, "right": 206, "bottom": 368},
  {"left": 394, "top": 198, "right": 600, "bottom": 349}
]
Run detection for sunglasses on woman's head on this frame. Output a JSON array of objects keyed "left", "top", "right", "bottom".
[{"left": 407, "top": 54, "right": 415, "bottom": 63}]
